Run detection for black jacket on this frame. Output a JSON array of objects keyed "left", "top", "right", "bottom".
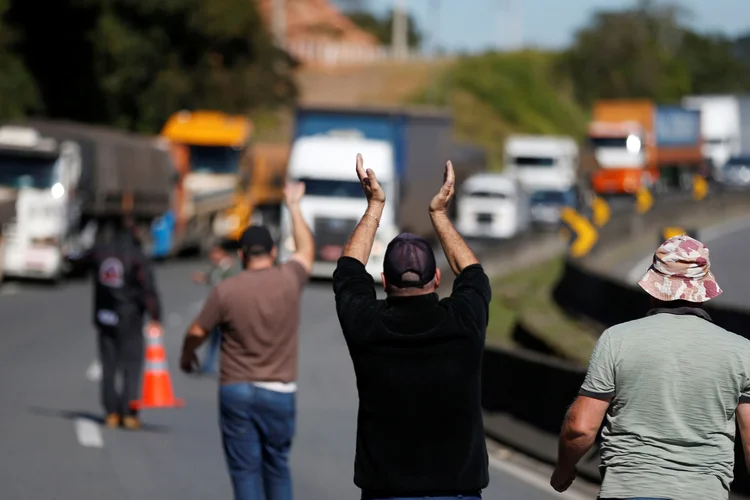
[
  {"left": 78, "top": 232, "right": 162, "bottom": 329},
  {"left": 333, "top": 256, "right": 491, "bottom": 497}
]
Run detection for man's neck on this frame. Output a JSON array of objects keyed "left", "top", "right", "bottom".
[{"left": 245, "top": 256, "right": 274, "bottom": 271}]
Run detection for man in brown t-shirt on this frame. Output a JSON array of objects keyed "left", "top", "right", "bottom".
[{"left": 179, "top": 183, "right": 314, "bottom": 500}]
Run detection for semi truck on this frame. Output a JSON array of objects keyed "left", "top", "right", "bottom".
[
  {"left": 0, "top": 120, "right": 173, "bottom": 282},
  {"left": 681, "top": 94, "right": 750, "bottom": 182},
  {"left": 278, "top": 105, "right": 481, "bottom": 279},
  {"left": 503, "top": 135, "right": 579, "bottom": 192},
  {"left": 587, "top": 100, "right": 705, "bottom": 196},
  {"left": 150, "top": 110, "right": 252, "bottom": 258},
  {"left": 216, "top": 142, "right": 288, "bottom": 244}
]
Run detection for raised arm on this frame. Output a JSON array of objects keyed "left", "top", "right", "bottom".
[
  {"left": 737, "top": 403, "right": 750, "bottom": 475},
  {"left": 429, "top": 161, "right": 479, "bottom": 276},
  {"left": 343, "top": 153, "right": 386, "bottom": 265},
  {"left": 285, "top": 182, "right": 315, "bottom": 274}
]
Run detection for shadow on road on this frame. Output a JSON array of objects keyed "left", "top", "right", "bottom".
[{"left": 27, "top": 406, "right": 171, "bottom": 433}]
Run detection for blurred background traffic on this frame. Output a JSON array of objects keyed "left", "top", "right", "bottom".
[
  {"left": 1, "top": 0, "right": 750, "bottom": 498},
  {"left": 0, "top": 0, "right": 748, "bottom": 282}
]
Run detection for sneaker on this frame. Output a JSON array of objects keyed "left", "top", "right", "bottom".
[
  {"left": 122, "top": 416, "right": 141, "bottom": 430},
  {"left": 105, "top": 413, "right": 120, "bottom": 429}
]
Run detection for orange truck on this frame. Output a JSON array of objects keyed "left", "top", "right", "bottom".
[
  {"left": 218, "top": 142, "right": 288, "bottom": 242},
  {"left": 151, "top": 110, "right": 253, "bottom": 257},
  {"left": 587, "top": 99, "right": 705, "bottom": 196}
]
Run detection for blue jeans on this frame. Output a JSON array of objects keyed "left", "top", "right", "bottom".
[
  {"left": 201, "top": 327, "right": 221, "bottom": 373},
  {"left": 219, "top": 383, "right": 296, "bottom": 500},
  {"left": 366, "top": 497, "right": 481, "bottom": 500}
]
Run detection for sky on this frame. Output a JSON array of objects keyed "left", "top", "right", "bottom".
[{"left": 347, "top": 0, "right": 750, "bottom": 53}]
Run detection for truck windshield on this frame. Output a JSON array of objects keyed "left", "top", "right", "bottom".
[
  {"left": 189, "top": 145, "right": 242, "bottom": 174},
  {"left": 298, "top": 178, "right": 363, "bottom": 198},
  {"left": 512, "top": 156, "right": 556, "bottom": 167},
  {"left": 589, "top": 137, "right": 628, "bottom": 149},
  {"left": 725, "top": 157, "right": 750, "bottom": 168},
  {"left": 464, "top": 190, "right": 510, "bottom": 199},
  {"left": 530, "top": 190, "right": 574, "bottom": 205},
  {"left": 0, "top": 151, "right": 57, "bottom": 189}
]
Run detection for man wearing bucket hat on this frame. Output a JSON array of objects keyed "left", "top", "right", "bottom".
[{"left": 551, "top": 234, "right": 750, "bottom": 499}]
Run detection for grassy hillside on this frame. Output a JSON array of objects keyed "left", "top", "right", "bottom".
[
  {"left": 295, "top": 60, "right": 454, "bottom": 107},
  {"left": 257, "top": 52, "right": 588, "bottom": 165},
  {"left": 409, "top": 50, "right": 589, "bottom": 167}
]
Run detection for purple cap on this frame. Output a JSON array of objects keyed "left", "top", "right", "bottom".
[{"left": 383, "top": 233, "right": 437, "bottom": 288}]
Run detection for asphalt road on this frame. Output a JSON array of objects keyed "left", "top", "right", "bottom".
[
  {"left": 699, "top": 221, "right": 750, "bottom": 309},
  {"left": 0, "top": 258, "right": 592, "bottom": 500}
]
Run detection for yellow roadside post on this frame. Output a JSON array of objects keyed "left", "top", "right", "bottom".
[
  {"left": 635, "top": 186, "right": 653, "bottom": 215},
  {"left": 591, "top": 196, "right": 611, "bottom": 228},
  {"left": 560, "top": 207, "right": 599, "bottom": 258},
  {"left": 692, "top": 175, "right": 708, "bottom": 201}
]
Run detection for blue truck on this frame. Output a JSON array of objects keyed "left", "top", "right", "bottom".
[{"left": 291, "top": 105, "right": 482, "bottom": 236}]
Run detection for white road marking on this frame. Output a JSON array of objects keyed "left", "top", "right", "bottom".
[
  {"left": 488, "top": 455, "right": 593, "bottom": 500},
  {"left": 626, "top": 216, "right": 750, "bottom": 285},
  {"left": 86, "top": 359, "right": 101, "bottom": 382},
  {"left": 74, "top": 418, "right": 104, "bottom": 448}
]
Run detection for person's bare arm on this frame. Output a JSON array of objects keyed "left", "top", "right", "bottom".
[
  {"left": 285, "top": 182, "right": 314, "bottom": 274},
  {"left": 343, "top": 153, "right": 386, "bottom": 265},
  {"left": 737, "top": 403, "right": 750, "bottom": 474},
  {"left": 429, "top": 161, "right": 479, "bottom": 276},
  {"left": 551, "top": 395, "right": 610, "bottom": 492}
]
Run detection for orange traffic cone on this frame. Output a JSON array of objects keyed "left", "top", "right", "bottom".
[{"left": 130, "top": 325, "right": 185, "bottom": 410}]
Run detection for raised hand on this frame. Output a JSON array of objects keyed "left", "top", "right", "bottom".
[
  {"left": 429, "top": 161, "right": 455, "bottom": 213},
  {"left": 355, "top": 153, "right": 386, "bottom": 204},
  {"left": 284, "top": 182, "right": 305, "bottom": 207}
]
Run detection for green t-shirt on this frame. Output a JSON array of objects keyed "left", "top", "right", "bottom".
[
  {"left": 207, "top": 259, "right": 241, "bottom": 286},
  {"left": 580, "top": 310, "right": 750, "bottom": 500}
]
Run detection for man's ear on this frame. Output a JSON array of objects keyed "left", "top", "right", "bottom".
[
  {"left": 381, "top": 272, "right": 387, "bottom": 289},
  {"left": 434, "top": 268, "right": 441, "bottom": 289}
]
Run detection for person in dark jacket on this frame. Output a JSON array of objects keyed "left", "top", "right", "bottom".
[
  {"left": 78, "top": 215, "right": 163, "bottom": 430},
  {"left": 333, "top": 155, "right": 490, "bottom": 499}
]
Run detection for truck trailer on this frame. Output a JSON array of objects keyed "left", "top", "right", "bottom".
[
  {"left": 0, "top": 120, "right": 173, "bottom": 281},
  {"left": 587, "top": 99, "right": 705, "bottom": 196},
  {"left": 278, "top": 105, "right": 480, "bottom": 279},
  {"left": 681, "top": 94, "right": 750, "bottom": 182}
]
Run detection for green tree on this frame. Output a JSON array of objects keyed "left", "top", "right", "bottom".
[
  {"left": 558, "top": 2, "right": 691, "bottom": 106},
  {"left": 347, "top": 10, "right": 422, "bottom": 48},
  {"left": 0, "top": 0, "right": 40, "bottom": 119},
  {"left": 678, "top": 31, "right": 750, "bottom": 94},
  {"left": 6, "top": 0, "right": 298, "bottom": 132}
]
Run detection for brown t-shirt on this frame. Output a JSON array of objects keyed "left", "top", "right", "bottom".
[{"left": 194, "top": 260, "right": 309, "bottom": 385}]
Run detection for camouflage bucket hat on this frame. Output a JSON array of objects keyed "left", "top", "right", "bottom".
[{"left": 638, "top": 234, "right": 722, "bottom": 303}]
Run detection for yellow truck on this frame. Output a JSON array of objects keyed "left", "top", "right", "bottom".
[
  {"left": 150, "top": 110, "right": 252, "bottom": 257},
  {"left": 217, "top": 142, "right": 288, "bottom": 243}
]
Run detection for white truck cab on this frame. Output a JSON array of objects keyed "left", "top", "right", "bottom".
[
  {"left": 682, "top": 95, "right": 742, "bottom": 181},
  {"left": 456, "top": 173, "right": 530, "bottom": 239},
  {"left": 279, "top": 134, "right": 398, "bottom": 280},
  {"left": 0, "top": 125, "right": 81, "bottom": 281},
  {"left": 504, "top": 135, "right": 579, "bottom": 192}
]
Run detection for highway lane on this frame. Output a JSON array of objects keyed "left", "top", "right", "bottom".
[
  {"left": 0, "top": 258, "right": 591, "bottom": 500},
  {"left": 698, "top": 221, "right": 750, "bottom": 310}
]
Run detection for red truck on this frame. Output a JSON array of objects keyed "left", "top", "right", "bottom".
[{"left": 587, "top": 99, "right": 706, "bottom": 195}]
